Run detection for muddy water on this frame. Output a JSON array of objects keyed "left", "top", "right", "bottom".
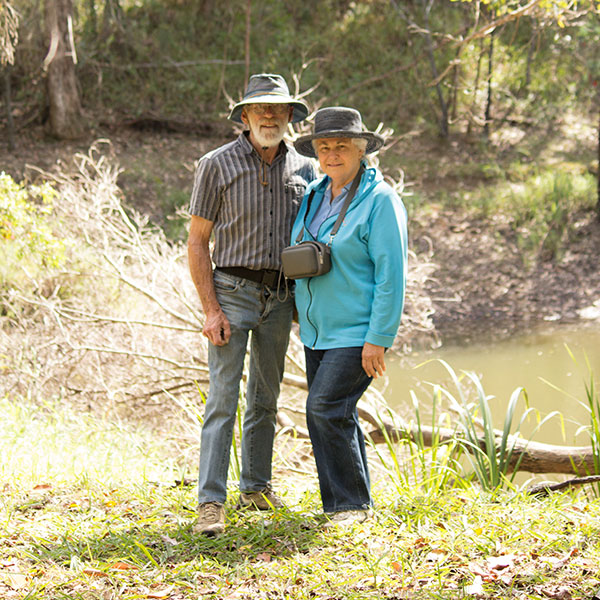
[{"left": 379, "top": 324, "right": 600, "bottom": 446}]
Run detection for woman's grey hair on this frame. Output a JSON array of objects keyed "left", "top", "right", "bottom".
[{"left": 311, "top": 137, "right": 368, "bottom": 154}]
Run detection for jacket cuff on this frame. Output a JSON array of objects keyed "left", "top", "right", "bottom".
[{"left": 365, "top": 331, "right": 395, "bottom": 348}]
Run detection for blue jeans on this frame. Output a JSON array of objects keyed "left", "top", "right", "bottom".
[
  {"left": 197, "top": 270, "right": 293, "bottom": 504},
  {"left": 304, "top": 346, "right": 373, "bottom": 513}
]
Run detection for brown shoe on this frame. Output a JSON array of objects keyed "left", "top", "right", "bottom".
[
  {"left": 322, "top": 509, "right": 372, "bottom": 529},
  {"left": 193, "top": 502, "right": 225, "bottom": 536},
  {"left": 237, "top": 484, "right": 284, "bottom": 511}
]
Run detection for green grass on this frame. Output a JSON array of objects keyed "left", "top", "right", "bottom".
[{"left": 3, "top": 395, "right": 600, "bottom": 599}]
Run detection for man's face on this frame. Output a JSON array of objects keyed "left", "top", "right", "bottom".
[{"left": 241, "top": 103, "right": 293, "bottom": 148}]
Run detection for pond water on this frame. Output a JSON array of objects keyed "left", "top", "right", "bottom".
[{"left": 379, "top": 323, "right": 600, "bottom": 447}]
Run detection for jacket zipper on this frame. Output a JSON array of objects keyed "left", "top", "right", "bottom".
[{"left": 305, "top": 277, "right": 318, "bottom": 349}]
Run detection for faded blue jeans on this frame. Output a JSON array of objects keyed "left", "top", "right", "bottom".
[
  {"left": 197, "top": 270, "right": 293, "bottom": 505},
  {"left": 305, "top": 346, "right": 373, "bottom": 513}
]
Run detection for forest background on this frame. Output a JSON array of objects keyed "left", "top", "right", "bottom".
[{"left": 2, "top": 1, "right": 600, "bottom": 599}]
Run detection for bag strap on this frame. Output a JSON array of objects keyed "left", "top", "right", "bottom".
[
  {"left": 294, "top": 189, "right": 316, "bottom": 244},
  {"left": 295, "top": 165, "right": 364, "bottom": 245}
]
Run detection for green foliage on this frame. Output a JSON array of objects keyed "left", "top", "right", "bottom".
[
  {"left": 454, "top": 167, "right": 596, "bottom": 260},
  {"left": 504, "top": 170, "right": 596, "bottom": 260},
  {"left": 582, "top": 372, "right": 600, "bottom": 496},
  {"left": 434, "top": 360, "right": 560, "bottom": 491},
  {"left": 371, "top": 390, "right": 466, "bottom": 498},
  {"left": 0, "top": 173, "right": 67, "bottom": 292}
]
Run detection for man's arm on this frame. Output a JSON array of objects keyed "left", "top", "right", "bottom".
[{"left": 187, "top": 215, "right": 231, "bottom": 346}]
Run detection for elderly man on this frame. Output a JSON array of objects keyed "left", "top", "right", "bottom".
[{"left": 188, "top": 73, "right": 316, "bottom": 535}]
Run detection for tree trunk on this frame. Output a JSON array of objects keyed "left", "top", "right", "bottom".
[
  {"left": 422, "top": 0, "right": 449, "bottom": 138},
  {"left": 3, "top": 65, "right": 15, "bottom": 150},
  {"left": 44, "top": 0, "right": 86, "bottom": 139},
  {"left": 467, "top": 39, "right": 484, "bottom": 137},
  {"left": 244, "top": 0, "right": 251, "bottom": 88},
  {"left": 524, "top": 20, "right": 537, "bottom": 91},
  {"left": 597, "top": 99, "right": 600, "bottom": 221},
  {"left": 483, "top": 16, "right": 494, "bottom": 139}
]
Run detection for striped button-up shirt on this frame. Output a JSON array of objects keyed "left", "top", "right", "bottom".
[{"left": 189, "top": 132, "right": 316, "bottom": 271}]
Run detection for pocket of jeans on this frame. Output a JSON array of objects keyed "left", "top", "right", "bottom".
[{"left": 213, "top": 272, "right": 241, "bottom": 294}]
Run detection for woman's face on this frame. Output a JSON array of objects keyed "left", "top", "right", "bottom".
[{"left": 314, "top": 137, "right": 364, "bottom": 186}]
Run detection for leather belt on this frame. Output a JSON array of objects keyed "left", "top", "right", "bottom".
[{"left": 216, "top": 266, "right": 283, "bottom": 289}]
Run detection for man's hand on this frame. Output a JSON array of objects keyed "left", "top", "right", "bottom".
[
  {"left": 203, "top": 309, "right": 231, "bottom": 346},
  {"left": 188, "top": 216, "right": 231, "bottom": 346},
  {"left": 362, "top": 342, "right": 386, "bottom": 378}
]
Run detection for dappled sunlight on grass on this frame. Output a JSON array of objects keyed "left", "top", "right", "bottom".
[
  {"left": 0, "top": 397, "right": 180, "bottom": 488},
  {"left": 3, "top": 394, "right": 600, "bottom": 598}
]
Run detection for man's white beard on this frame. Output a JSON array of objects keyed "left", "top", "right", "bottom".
[{"left": 253, "top": 123, "right": 285, "bottom": 148}]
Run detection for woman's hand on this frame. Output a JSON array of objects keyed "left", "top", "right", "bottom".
[{"left": 362, "top": 342, "right": 386, "bottom": 378}]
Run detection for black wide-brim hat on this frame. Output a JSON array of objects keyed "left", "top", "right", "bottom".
[
  {"left": 294, "top": 107, "right": 385, "bottom": 158},
  {"left": 229, "top": 73, "right": 309, "bottom": 124}
]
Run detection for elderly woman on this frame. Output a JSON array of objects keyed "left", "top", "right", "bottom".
[{"left": 289, "top": 107, "right": 408, "bottom": 527}]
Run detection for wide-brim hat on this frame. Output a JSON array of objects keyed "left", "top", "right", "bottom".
[
  {"left": 228, "top": 73, "right": 309, "bottom": 124},
  {"left": 294, "top": 107, "right": 385, "bottom": 158}
]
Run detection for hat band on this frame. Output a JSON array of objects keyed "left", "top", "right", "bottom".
[
  {"left": 314, "top": 129, "right": 363, "bottom": 136},
  {"left": 244, "top": 91, "right": 292, "bottom": 100}
]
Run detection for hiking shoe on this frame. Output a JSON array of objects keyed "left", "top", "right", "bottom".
[
  {"left": 237, "top": 485, "right": 284, "bottom": 510},
  {"left": 323, "top": 509, "right": 372, "bottom": 529},
  {"left": 193, "top": 502, "right": 225, "bottom": 536}
]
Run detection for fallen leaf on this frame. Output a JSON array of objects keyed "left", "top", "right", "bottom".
[
  {"left": 467, "top": 561, "right": 490, "bottom": 579},
  {"left": 160, "top": 535, "right": 179, "bottom": 546},
  {"left": 391, "top": 561, "right": 402, "bottom": 572},
  {"left": 424, "top": 549, "right": 446, "bottom": 562},
  {"left": 540, "top": 585, "right": 572, "bottom": 599},
  {"left": 83, "top": 568, "right": 109, "bottom": 579},
  {"left": 465, "top": 575, "right": 485, "bottom": 597},
  {"left": 486, "top": 554, "right": 516, "bottom": 571},
  {"left": 256, "top": 552, "right": 271, "bottom": 562},
  {"left": 147, "top": 585, "right": 175, "bottom": 598},
  {"left": 109, "top": 561, "right": 138, "bottom": 571},
  {"left": 1, "top": 565, "right": 27, "bottom": 590},
  {"left": 32, "top": 483, "right": 52, "bottom": 491},
  {"left": 499, "top": 572, "right": 514, "bottom": 586}
]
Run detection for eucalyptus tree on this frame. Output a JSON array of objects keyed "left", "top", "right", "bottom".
[
  {"left": 44, "top": 0, "right": 86, "bottom": 139},
  {"left": 1, "top": 0, "right": 19, "bottom": 149}
]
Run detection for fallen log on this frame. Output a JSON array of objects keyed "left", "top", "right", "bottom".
[
  {"left": 368, "top": 421, "right": 596, "bottom": 476},
  {"left": 526, "top": 475, "right": 600, "bottom": 496}
]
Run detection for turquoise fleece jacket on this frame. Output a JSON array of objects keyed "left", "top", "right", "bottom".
[{"left": 291, "top": 165, "right": 408, "bottom": 350}]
